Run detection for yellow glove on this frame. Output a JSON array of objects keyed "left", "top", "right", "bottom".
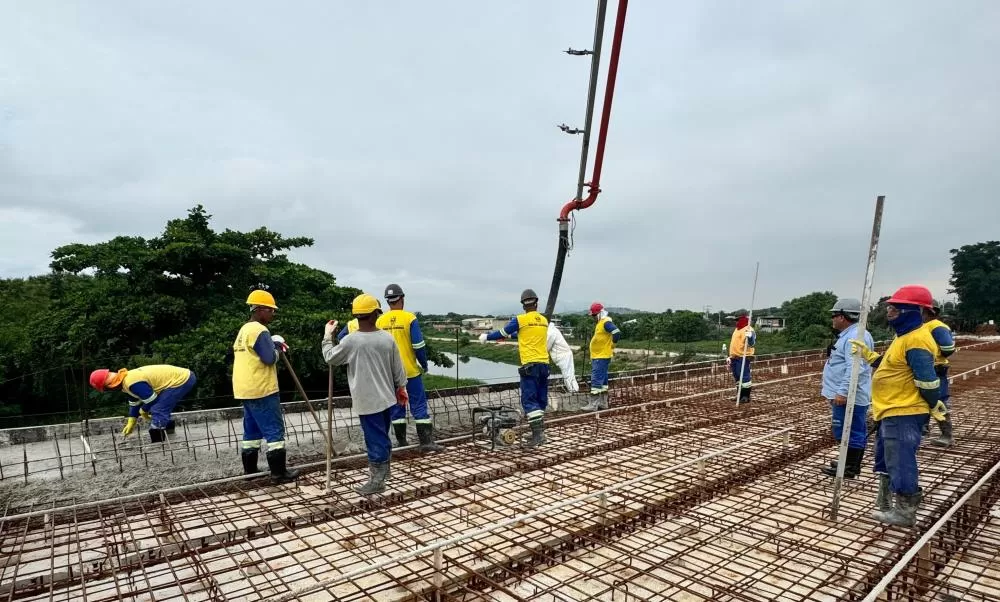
[
  {"left": 849, "top": 339, "right": 880, "bottom": 365},
  {"left": 121, "top": 417, "right": 137, "bottom": 437},
  {"left": 139, "top": 409, "right": 152, "bottom": 421},
  {"left": 929, "top": 400, "right": 948, "bottom": 422}
]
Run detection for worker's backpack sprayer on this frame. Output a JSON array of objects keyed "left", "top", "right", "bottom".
[{"left": 471, "top": 406, "right": 520, "bottom": 450}]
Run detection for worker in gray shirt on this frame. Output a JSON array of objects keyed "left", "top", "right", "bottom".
[{"left": 322, "top": 293, "right": 409, "bottom": 496}]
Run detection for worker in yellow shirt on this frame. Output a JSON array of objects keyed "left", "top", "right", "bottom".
[
  {"left": 480, "top": 289, "right": 551, "bottom": 448},
  {"left": 232, "top": 289, "right": 298, "bottom": 484},
  {"left": 850, "top": 285, "right": 943, "bottom": 527},
  {"left": 582, "top": 302, "right": 621, "bottom": 411},
  {"left": 727, "top": 315, "right": 756, "bottom": 404},
  {"left": 376, "top": 284, "right": 443, "bottom": 452},
  {"left": 89, "top": 364, "right": 196, "bottom": 442},
  {"left": 923, "top": 299, "right": 956, "bottom": 446}
]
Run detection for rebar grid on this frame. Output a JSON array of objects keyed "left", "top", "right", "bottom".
[{"left": 1, "top": 344, "right": 999, "bottom": 602}]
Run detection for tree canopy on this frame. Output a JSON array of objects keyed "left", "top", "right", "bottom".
[{"left": 950, "top": 241, "right": 1000, "bottom": 325}]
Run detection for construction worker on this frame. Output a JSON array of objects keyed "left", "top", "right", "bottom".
[
  {"left": 479, "top": 289, "right": 550, "bottom": 448},
  {"left": 820, "top": 298, "right": 874, "bottom": 479},
  {"left": 850, "top": 285, "right": 943, "bottom": 527},
  {"left": 89, "top": 365, "right": 195, "bottom": 442},
  {"left": 727, "top": 315, "right": 756, "bottom": 404},
  {"left": 923, "top": 299, "right": 956, "bottom": 446},
  {"left": 232, "top": 289, "right": 298, "bottom": 484},
  {"left": 376, "top": 284, "right": 443, "bottom": 453},
  {"left": 323, "top": 293, "right": 409, "bottom": 496},
  {"left": 582, "top": 302, "right": 621, "bottom": 411},
  {"left": 336, "top": 300, "right": 383, "bottom": 341}
]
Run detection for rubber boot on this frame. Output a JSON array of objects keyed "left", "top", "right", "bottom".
[
  {"left": 872, "top": 490, "right": 921, "bottom": 527},
  {"left": 874, "top": 473, "right": 891, "bottom": 511},
  {"left": 922, "top": 421, "right": 931, "bottom": 437},
  {"left": 932, "top": 416, "right": 954, "bottom": 447},
  {"left": 822, "top": 448, "right": 863, "bottom": 479},
  {"left": 165, "top": 419, "right": 176, "bottom": 434},
  {"left": 241, "top": 449, "right": 262, "bottom": 475},
  {"left": 355, "top": 462, "right": 389, "bottom": 496},
  {"left": 266, "top": 449, "right": 299, "bottom": 484},
  {"left": 580, "top": 395, "right": 600, "bottom": 412},
  {"left": 393, "top": 423, "right": 408, "bottom": 447},
  {"left": 524, "top": 419, "right": 547, "bottom": 449},
  {"left": 416, "top": 423, "right": 444, "bottom": 453},
  {"left": 596, "top": 392, "right": 609, "bottom": 410},
  {"left": 148, "top": 428, "right": 166, "bottom": 443},
  {"left": 738, "top": 388, "right": 751, "bottom": 404}
]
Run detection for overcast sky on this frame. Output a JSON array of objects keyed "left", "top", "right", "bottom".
[{"left": 2, "top": 1, "right": 998, "bottom": 315}]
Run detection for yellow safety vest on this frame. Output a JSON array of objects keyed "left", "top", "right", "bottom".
[
  {"left": 347, "top": 318, "right": 359, "bottom": 334},
  {"left": 376, "top": 309, "right": 423, "bottom": 378},
  {"left": 515, "top": 311, "right": 549, "bottom": 365},
  {"left": 871, "top": 328, "right": 938, "bottom": 421},
  {"left": 924, "top": 318, "right": 952, "bottom": 367},
  {"left": 122, "top": 365, "right": 191, "bottom": 399},
  {"left": 729, "top": 327, "right": 755, "bottom": 358},
  {"left": 590, "top": 317, "right": 616, "bottom": 360},
  {"left": 232, "top": 321, "right": 279, "bottom": 399}
]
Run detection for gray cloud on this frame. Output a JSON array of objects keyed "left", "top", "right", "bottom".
[{"left": 2, "top": 1, "right": 998, "bottom": 314}]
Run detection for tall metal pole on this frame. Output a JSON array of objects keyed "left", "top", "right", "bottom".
[
  {"left": 325, "top": 366, "right": 334, "bottom": 491},
  {"left": 574, "top": 0, "right": 609, "bottom": 203},
  {"left": 830, "top": 195, "right": 885, "bottom": 520},
  {"left": 735, "top": 263, "right": 760, "bottom": 406}
]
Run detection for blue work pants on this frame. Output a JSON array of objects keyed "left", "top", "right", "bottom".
[
  {"left": 390, "top": 376, "right": 430, "bottom": 424},
  {"left": 731, "top": 357, "right": 752, "bottom": 387},
  {"left": 242, "top": 393, "right": 286, "bottom": 452},
  {"left": 873, "top": 414, "right": 928, "bottom": 495},
  {"left": 935, "top": 365, "right": 950, "bottom": 408},
  {"left": 830, "top": 400, "right": 869, "bottom": 450},
  {"left": 360, "top": 408, "right": 392, "bottom": 464},
  {"left": 519, "top": 363, "right": 550, "bottom": 422},
  {"left": 148, "top": 372, "right": 197, "bottom": 429},
  {"left": 590, "top": 358, "right": 611, "bottom": 394}
]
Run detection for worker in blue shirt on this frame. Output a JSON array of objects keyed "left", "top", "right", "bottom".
[
  {"left": 923, "top": 299, "right": 956, "bottom": 446},
  {"left": 820, "top": 298, "right": 874, "bottom": 479},
  {"left": 480, "top": 289, "right": 550, "bottom": 448}
]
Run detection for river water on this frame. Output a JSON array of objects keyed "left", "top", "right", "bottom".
[{"left": 427, "top": 352, "right": 520, "bottom": 384}]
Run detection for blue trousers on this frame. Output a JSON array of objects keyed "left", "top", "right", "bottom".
[
  {"left": 360, "top": 408, "right": 392, "bottom": 463},
  {"left": 242, "top": 393, "right": 286, "bottom": 452},
  {"left": 730, "top": 357, "right": 752, "bottom": 387},
  {"left": 873, "top": 414, "right": 928, "bottom": 495},
  {"left": 519, "top": 363, "right": 550, "bottom": 421},
  {"left": 148, "top": 373, "right": 197, "bottom": 429},
  {"left": 390, "top": 376, "right": 430, "bottom": 424},
  {"left": 830, "top": 400, "right": 868, "bottom": 450},
  {"left": 591, "top": 358, "right": 611, "bottom": 394},
  {"left": 935, "top": 365, "right": 950, "bottom": 409}
]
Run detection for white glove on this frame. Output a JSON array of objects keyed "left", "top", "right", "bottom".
[
  {"left": 725, "top": 357, "right": 732, "bottom": 367},
  {"left": 479, "top": 333, "right": 488, "bottom": 343},
  {"left": 324, "top": 320, "right": 338, "bottom": 341},
  {"left": 272, "top": 335, "right": 289, "bottom": 353}
]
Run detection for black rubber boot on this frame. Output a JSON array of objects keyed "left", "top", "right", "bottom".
[
  {"left": 822, "top": 448, "right": 864, "bottom": 479},
  {"left": 241, "top": 449, "right": 262, "bottom": 475},
  {"left": 165, "top": 419, "right": 176, "bottom": 434},
  {"left": 875, "top": 473, "right": 891, "bottom": 511},
  {"left": 739, "top": 388, "right": 751, "bottom": 404},
  {"left": 148, "top": 428, "right": 166, "bottom": 443},
  {"left": 393, "top": 423, "right": 408, "bottom": 447},
  {"left": 355, "top": 462, "right": 389, "bottom": 496},
  {"left": 266, "top": 449, "right": 299, "bottom": 484},
  {"left": 416, "top": 423, "right": 444, "bottom": 453},
  {"left": 932, "top": 416, "right": 954, "bottom": 447},
  {"left": 524, "top": 419, "right": 547, "bottom": 449}
]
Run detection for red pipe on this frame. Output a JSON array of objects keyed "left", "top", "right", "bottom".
[{"left": 558, "top": 0, "right": 628, "bottom": 221}]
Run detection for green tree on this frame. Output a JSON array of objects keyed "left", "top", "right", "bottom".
[
  {"left": 949, "top": 241, "right": 1000, "bottom": 324},
  {"left": 781, "top": 291, "right": 838, "bottom": 346},
  {"left": 663, "top": 311, "right": 711, "bottom": 343}
]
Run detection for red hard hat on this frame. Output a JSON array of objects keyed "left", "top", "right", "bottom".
[
  {"left": 89, "top": 369, "right": 110, "bottom": 392},
  {"left": 887, "top": 285, "right": 934, "bottom": 309},
  {"left": 589, "top": 302, "right": 604, "bottom": 316}
]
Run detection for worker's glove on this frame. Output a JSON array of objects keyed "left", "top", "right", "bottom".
[
  {"left": 478, "top": 333, "right": 488, "bottom": 343},
  {"left": 121, "top": 417, "right": 137, "bottom": 437},
  {"left": 395, "top": 386, "right": 409, "bottom": 407},
  {"left": 139, "top": 409, "right": 152, "bottom": 421},
  {"left": 848, "top": 339, "right": 880, "bottom": 365},
  {"left": 929, "top": 400, "right": 948, "bottom": 422},
  {"left": 725, "top": 357, "right": 732, "bottom": 367},
  {"left": 324, "top": 320, "right": 338, "bottom": 341},
  {"left": 272, "top": 335, "right": 289, "bottom": 353}
]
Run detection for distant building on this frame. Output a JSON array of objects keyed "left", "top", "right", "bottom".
[
  {"left": 551, "top": 318, "right": 573, "bottom": 338},
  {"left": 461, "top": 317, "right": 510, "bottom": 334},
  {"left": 755, "top": 316, "right": 785, "bottom": 333},
  {"left": 428, "top": 321, "right": 462, "bottom": 332}
]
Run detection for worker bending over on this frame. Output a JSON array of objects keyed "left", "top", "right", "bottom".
[
  {"left": 89, "top": 364, "right": 196, "bottom": 442},
  {"left": 376, "top": 284, "right": 443, "bottom": 452},
  {"left": 923, "top": 299, "right": 956, "bottom": 446},
  {"left": 323, "top": 294, "right": 409, "bottom": 496},
  {"left": 820, "top": 298, "right": 874, "bottom": 479},
  {"left": 581, "top": 302, "right": 621, "bottom": 411},
  {"left": 727, "top": 315, "right": 756, "bottom": 404},
  {"left": 233, "top": 289, "right": 297, "bottom": 484},
  {"left": 480, "top": 289, "right": 551, "bottom": 448},
  {"left": 851, "top": 285, "right": 943, "bottom": 527}
]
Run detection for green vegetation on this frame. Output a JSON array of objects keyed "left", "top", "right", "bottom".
[
  {"left": 949, "top": 241, "right": 1000, "bottom": 328},
  {"left": 422, "top": 374, "right": 484, "bottom": 390}
]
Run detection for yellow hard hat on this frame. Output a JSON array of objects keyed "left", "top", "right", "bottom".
[
  {"left": 352, "top": 293, "right": 380, "bottom": 316},
  {"left": 246, "top": 289, "right": 278, "bottom": 309}
]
